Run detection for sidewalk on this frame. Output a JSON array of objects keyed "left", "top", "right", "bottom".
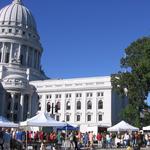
[{"left": 60, "top": 148, "right": 150, "bottom": 150}]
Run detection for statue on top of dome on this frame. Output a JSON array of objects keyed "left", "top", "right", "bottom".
[{"left": 13, "top": 0, "right": 22, "bottom": 4}]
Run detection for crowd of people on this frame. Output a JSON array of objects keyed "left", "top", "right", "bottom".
[
  {"left": 0, "top": 127, "right": 150, "bottom": 150},
  {"left": 66, "top": 131, "right": 150, "bottom": 149}
]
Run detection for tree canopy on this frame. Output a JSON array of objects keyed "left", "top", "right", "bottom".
[{"left": 111, "top": 37, "right": 150, "bottom": 128}]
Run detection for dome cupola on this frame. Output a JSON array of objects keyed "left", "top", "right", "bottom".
[
  {"left": 0, "top": 0, "right": 47, "bottom": 81},
  {"left": 0, "top": 0, "right": 37, "bottom": 32}
]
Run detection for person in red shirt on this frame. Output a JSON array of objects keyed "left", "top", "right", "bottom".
[
  {"left": 34, "top": 131, "right": 38, "bottom": 142},
  {"left": 97, "top": 132, "right": 102, "bottom": 148},
  {"left": 39, "top": 131, "right": 44, "bottom": 142}
]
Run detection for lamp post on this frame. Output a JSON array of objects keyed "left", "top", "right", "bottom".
[{"left": 50, "top": 103, "right": 58, "bottom": 119}]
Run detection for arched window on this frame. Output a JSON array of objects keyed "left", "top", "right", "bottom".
[
  {"left": 87, "top": 100, "right": 92, "bottom": 109},
  {"left": 66, "top": 101, "right": 71, "bottom": 110},
  {"left": 56, "top": 101, "right": 61, "bottom": 110},
  {"left": 98, "top": 100, "right": 103, "bottom": 109},
  {"left": 77, "top": 101, "right": 81, "bottom": 110},
  {"left": 47, "top": 102, "right": 51, "bottom": 112}
]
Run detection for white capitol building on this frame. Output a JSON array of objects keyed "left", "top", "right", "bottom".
[{"left": 0, "top": 0, "right": 127, "bottom": 133}]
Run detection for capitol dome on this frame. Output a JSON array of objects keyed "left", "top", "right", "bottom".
[
  {"left": 0, "top": 0, "right": 37, "bottom": 32},
  {"left": 0, "top": 0, "right": 47, "bottom": 81}
]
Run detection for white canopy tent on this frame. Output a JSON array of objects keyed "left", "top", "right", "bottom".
[
  {"left": 107, "top": 120, "right": 139, "bottom": 132},
  {"left": 20, "top": 112, "right": 67, "bottom": 150},
  {"left": 143, "top": 125, "right": 150, "bottom": 131},
  {"left": 0, "top": 116, "right": 18, "bottom": 128},
  {"left": 20, "top": 112, "right": 67, "bottom": 127}
]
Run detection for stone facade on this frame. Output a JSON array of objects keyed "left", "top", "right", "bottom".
[
  {"left": 0, "top": 0, "right": 127, "bottom": 133},
  {"left": 0, "top": 0, "right": 47, "bottom": 122}
]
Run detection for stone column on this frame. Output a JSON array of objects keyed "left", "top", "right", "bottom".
[
  {"left": 38, "top": 52, "right": 40, "bottom": 70},
  {"left": 1, "top": 91, "right": 6, "bottom": 115},
  {"left": 10, "top": 93, "right": 15, "bottom": 121},
  {"left": 0, "top": 43, "right": 3, "bottom": 63},
  {"left": 20, "top": 94, "right": 24, "bottom": 121},
  {"left": 32, "top": 49, "right": 34, "bottom": 68},
  {"left": 9, "top": 43, "right": 13, "bottom": 63},
  {"left": 18, "top": 44, "right": 21, "bottom": 63},
  {"left": 3, "top": 44, "right": 7, "bottom": 63},
  {"left": 26, "top": 47, "right": 29, "bottom": 66},
  {"left": 1, "top": 42, "right": 5, "bottom": 63},
  {"left": 36, "top": 52, "right": 39, "bottom": 69},
  {"left": 35, "top": 51, "right": 38, "bottom": 69}
]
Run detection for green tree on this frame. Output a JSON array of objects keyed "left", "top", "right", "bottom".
[{"left": 111, "top": 37, "right": 150, "bottom": 128}]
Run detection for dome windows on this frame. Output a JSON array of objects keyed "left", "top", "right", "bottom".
[
  {"left": 22, "top": 31, "right": 26, "bottom": 35},
  {"left": 8, "top": 29, "right": 12, "bottom": 33},
  {"left": 15, "top": 29, "right": 19, "bottom": 34},
  {"left": 2, "top": 29, "right": 5, "bottom": 33}
]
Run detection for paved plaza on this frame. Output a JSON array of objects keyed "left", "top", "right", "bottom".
[{"left": 56, "top": 147, "right": 150, "bottom": 150}]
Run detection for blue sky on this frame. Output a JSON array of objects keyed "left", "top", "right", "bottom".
[{"left": 1, "top": 0, "right": 150, "bottom": 79}]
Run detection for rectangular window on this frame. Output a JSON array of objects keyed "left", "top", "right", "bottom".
[
  {"left": 56, "top": 94, "right": 61, "bottom": 98},
  {"left": 97, "top": 92, "right": 104, "bottom": 97},
  {"left": 77, "top": 115, "right": 80, "bottom": 121},
  {"left": 97, "top": 92, "right": 100, "bottom": 97},
  {"left": 98, "top": 115, "right": 102, "bottom": 121},
  {"left": 76, "top": 93, "right": 82, "bottom": 98},
  {"left": 87, "top": 115, "right": 91, "bottom": 121},
  {"left": 69, "top": 94, "right": 71, "bottom": 98},
  {"left": 56, "top": 115, "right": 60, "bottom": 121},
  {"left": 86, "top": 92, "right": 92, "bottom": 97},
  {"left": 55, "top": 94, "right": 58, "bottom": 98},
  {"left": 9, "top": 29, "right": 12, "bottom": 33},
  {"left": 46, "top": 94, "right": 51, "bottom": 99},
  {"left": 66, "top": 93, "right": 71, "bottom": 98},
  {"left": 66, "top": 94, "right": 68, "bottom": 98},
  {"left": 66, "top": 115, "right": 70, "bottom": 121},
  {"left": 2, "top": 29, "right": 5, "bottom": 33}
]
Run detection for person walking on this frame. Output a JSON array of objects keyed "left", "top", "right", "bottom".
[
  {"left": 73, "top": 132, "right": 79, "bottom": 150},
  {"left": 83, "top": 132, "right": 88, "bottom": 147},
  {"left": 3, "top": 129, "right": 11, "bottom": 150},
  {"left": 97, "top": 132, "right": 102, "bottom": 148},
  {"left": 89, "top": 131, "right": 94, "bottom": 148}
]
